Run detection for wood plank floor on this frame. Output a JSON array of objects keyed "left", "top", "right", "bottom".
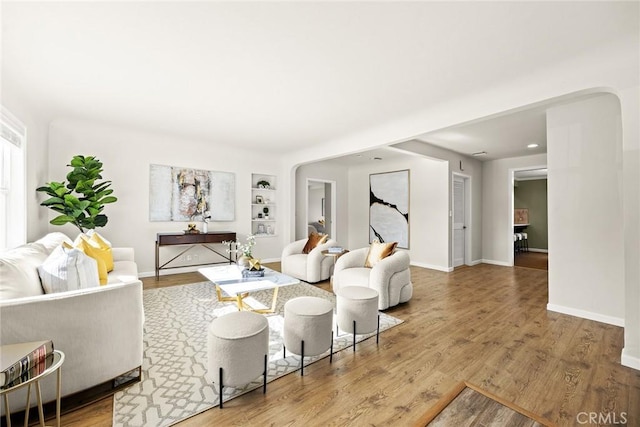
[{"left": 60, "top": 263, "right": 639, "bottom": 426}]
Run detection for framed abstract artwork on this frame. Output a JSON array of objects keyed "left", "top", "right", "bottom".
[
  {"left": 369, "top": 169, "right": 409, "bottom": 249},
  {"left": 149, "top": 164, "right": 235, "bottom": 221}
]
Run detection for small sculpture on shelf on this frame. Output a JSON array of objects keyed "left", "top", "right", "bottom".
[
  {"left": 256, "top": 180, "right": 271, "bottom": 189},
  {"left": 263, "top": 206, "right": 269, "bottom": 219},
  {"left": 185, "top": 223, "right": 200, "bottom": 234}
]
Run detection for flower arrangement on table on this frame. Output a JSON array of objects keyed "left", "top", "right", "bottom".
[{"left": 223, "top": 234, "right": 263, "bottom": 274}]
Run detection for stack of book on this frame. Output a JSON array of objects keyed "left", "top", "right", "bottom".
[
  {"left": 0, "top": 340, "right": 55, "bottom": 388},
  {"left": 328, "top": 246, "right": 344, "bottom": 254}
]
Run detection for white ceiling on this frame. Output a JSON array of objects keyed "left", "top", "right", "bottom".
[
  {"left": 415, "top": 107, "right": 548, "bottom": 161},
  {"left": 2, "top": 2, "right": 638, "bottom": 157}
]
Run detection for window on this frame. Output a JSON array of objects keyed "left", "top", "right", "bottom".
[{"left": 1, "top": 107, "right": 26, "bottom": 250}]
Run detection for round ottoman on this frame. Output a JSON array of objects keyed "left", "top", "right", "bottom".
[
  {"left": 207, "top": 311, "right": 269, "bottom": 408},
  {"left": 336, "top": 286, "right": 380, "bottom": 352},
  {"left": 283, "top": 296, "right": 334, "bottom": 375}
]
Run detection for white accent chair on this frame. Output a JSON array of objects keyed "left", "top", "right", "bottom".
[
  {"left": 281, "top": 237, "right": 338, "bottom": 283},
  {"left": 332, "top": 248, "right": 412, "bottom": 310}
]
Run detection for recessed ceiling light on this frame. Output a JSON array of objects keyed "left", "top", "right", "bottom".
[
  {"left": 372, "top": 157, "right": 382, "bottom": 161},
  {"left": 472, "top": 151, "right": 487, "bottom": 156},
  {"left": 527, "top": 143, "right": 539, "bottom": 149}
]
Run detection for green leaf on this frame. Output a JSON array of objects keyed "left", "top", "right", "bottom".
[
  {"left": 41, "top": 197, "right": 65, "bottom": 206},
  {"left": 93, "top": 215, "right": 108, "bottom": 227},
  {"left": 100, "top": 196, "right": 118, "bottom": 204},
  {"left": 50, "top": 215, "right": 75, "bottom": 225}
]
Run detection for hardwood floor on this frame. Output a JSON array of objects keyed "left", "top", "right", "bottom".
[
  {"left": 514, "top": 251, "right": 549, "bottom": 270},
  {"left": 59, "top": 263, "right": 639, "bottom": 426}
]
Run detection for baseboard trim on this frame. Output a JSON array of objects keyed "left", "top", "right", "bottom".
[
  {"left": 410, "top": 261, "right": 452, "bottom": 272},
  {"left": 529, "top": 248, "right": 548, "bottom": 253},
  {"left": 621, "top": 348, "right": 640, "bottom": 371},
  {"left": 547, "top": 303, "right": 624, "bottom": 327},
  {"left": 467, "top": 259, "right": 483, "bottom": 266},
  {"left": 481, "top": 259, "right": 511, "bottom": 267}
]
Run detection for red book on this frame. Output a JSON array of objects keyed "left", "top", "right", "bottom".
[{"left": 0, "top": 340, "right": 54, "bottom": 387}]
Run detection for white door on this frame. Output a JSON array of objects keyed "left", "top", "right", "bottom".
[{"left": 453, "top": 176, "right": 466, "bottom": 267}]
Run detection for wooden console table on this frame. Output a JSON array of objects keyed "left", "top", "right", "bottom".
[{"left": 155, "top": 232, "right": 236, "bottom": 280}]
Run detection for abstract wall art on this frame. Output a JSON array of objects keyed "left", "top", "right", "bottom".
[
  {"left": 369, "top": 169, "right": 409, "bottom": 248},
  {"left": 149, "top": 164, "right": 235, "bottom": 222}
]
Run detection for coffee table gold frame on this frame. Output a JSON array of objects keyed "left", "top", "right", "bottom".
[{"left": 214, "top": 285, "right": 281, "bottom": 314}]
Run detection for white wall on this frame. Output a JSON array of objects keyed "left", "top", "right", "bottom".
[
  {"left": 393, "top": 140, "right": 484, "bottom": 265},
  {"left": 546, "top": 94, "right": 625, "bottom": 326},
  {"left": 348, "top": 156, "right": 449, "bottom": 271},
  {"left": 481, "top": 154, "right": 547, "bottom": 265},
  {"left": 619, "top": 85, "right": 640, "bottom": 370},
  {"left": 46, "top": 118, "right": 284, "bottom": 275}
]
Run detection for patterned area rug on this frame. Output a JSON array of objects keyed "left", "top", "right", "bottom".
[{"left": 113, "top": 281, "right": 403, "bottom": 426}]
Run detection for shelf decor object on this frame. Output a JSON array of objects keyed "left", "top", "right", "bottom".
[{"left": 251, "top": 173, "right": 277, "bottom": 237}]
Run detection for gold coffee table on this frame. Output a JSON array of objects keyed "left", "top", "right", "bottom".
[{"left": 199, "top": 265, "right": 300, "bottom": 314}]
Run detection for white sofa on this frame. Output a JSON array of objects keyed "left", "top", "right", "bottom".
[
  {"left": 332, "top": 247, "right": 413, "bottom": 310},
  {"left": 281, "top": 238, "right": 338, "bottom": 283},
  {"left": 0, "top": 232, "right": 144, "bottom": 414}
]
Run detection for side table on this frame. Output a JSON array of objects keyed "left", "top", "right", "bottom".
[
  {"left": 321, "top": 249, "right": 349, "bottom": 278},
  {"left": 1, "top": 350, "right": 65, "bottom": 427}
]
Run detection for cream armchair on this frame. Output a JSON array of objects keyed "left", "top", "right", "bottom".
[
  {"left": 281, "top": 237, "right": 338, "bottom": 283},
  {"left": 332, "top": 247, "right": 412, "bottom": 310}
]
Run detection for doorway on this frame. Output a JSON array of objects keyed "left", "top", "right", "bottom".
[
  {"left": 452, "top": 173, "right": 471, "bottom": 268},
  {"left": 511, "top": 167, "right": 548, "bottom": 270},
  {"left": 306, "top": 179, "right": 336, "bottom": 238}
]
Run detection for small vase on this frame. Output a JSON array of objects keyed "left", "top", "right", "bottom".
[{"left": 237, "top": 255, "right": 251, "bottom": 268}]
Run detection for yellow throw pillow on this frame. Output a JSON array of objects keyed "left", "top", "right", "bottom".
[
  {"left": 75, "top": 233, "right": 114, "bottom": 272},
  {"left": 75, "top": 238, "right": 109, "bottom": 285},
  {"left": 302, "top": 232, "right": 329, "bottom": 254},
  {"left": 84, "top": 233, "right": 114, "bottom": 272},
  {"left": 364, "top": 240, "right": 398, "bottom": 268}
]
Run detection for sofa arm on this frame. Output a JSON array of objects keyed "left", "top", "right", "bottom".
[
  {"left": 112, "top": 247, "right": 135, "bottom": 262},
  {"left": 282, "top": 239, "right": 307, "bottom": 258},
  {"left": 0, "top": 281, "right": 144, "bottom": 411},
  {"left": 370, "top": 250, "right": 410, "bottom": 285},
  {"left": 307, "top": 238, "right": 338, "bottom": 265},
  {"left": 334, "top": 247, "right": 368, "bottom": 274}
]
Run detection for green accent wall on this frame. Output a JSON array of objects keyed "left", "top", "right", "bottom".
[{"left": 514, "top": 179, "right": 548, "bottom": 250}]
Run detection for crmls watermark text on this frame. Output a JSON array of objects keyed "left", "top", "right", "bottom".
[{"left": 576, "top": 412, "right": 628, "bottom": 425}]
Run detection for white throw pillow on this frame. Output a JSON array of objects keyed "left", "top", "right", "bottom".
[
  {"left": 0, "top": 243, "right": 49, "bottom": 300},
  {"left": 34, "top": 232, "right": 73, "bottom": 255},
  {"left": 38, "top": 245, "right": 100, "bottom": 294}
]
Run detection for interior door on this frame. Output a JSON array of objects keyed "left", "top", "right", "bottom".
[{"left": 453, "top": 176, "right": 466, "bottom": 267}]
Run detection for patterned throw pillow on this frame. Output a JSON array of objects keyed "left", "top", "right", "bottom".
[
  {"left": 37, "top": 245, "right": 100, "bottom": 293},
  {"left": 364, "top": 240, "right": 398, "bottom": 268},
  {"left": 67, "top": 240, "right": 108, "bottom": 285},
  {"left": 302, "top": 232, "right": 329, "bottom": 254}
]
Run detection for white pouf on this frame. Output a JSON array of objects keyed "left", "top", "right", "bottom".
[
  {"left": 207, "top": 311, "right": 269, "bottom": 408},
  {"left": 283, "top": 296, "right": 334, "bottom": 375},
  {"left": 336, "top": 286, "right": 380, "bottom": 351}
]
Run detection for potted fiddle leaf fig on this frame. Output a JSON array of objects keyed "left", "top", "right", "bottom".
[{"left": 36, "top": 155, "right": 117, "bottom": 233}]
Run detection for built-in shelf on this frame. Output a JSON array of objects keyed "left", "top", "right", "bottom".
[{"left": 251, "top": 173, "right": 277, "bottom": 237}]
